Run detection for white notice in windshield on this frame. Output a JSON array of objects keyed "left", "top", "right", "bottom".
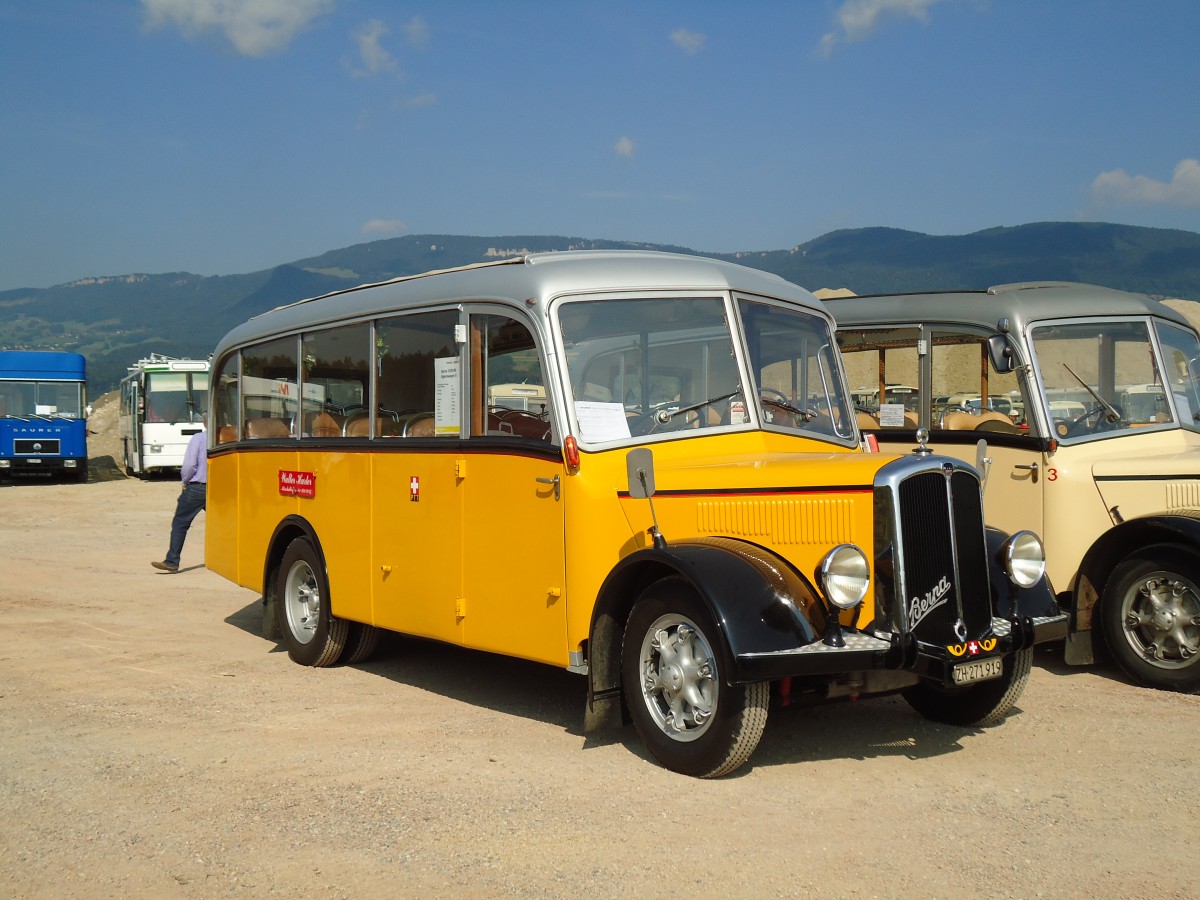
[
  {"left": 878, "top": 403, "right": 907, "bottom": 428},
  {"left": 575, "top": 401, "right": 632, "bottom": 443}
]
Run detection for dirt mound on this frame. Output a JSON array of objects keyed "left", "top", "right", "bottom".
[{"left": 87, "top": 388, "right": 124, "bottom": 464}]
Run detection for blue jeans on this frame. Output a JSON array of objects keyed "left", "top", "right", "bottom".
[{"left": 166, "top": 482, "right": 206, "bottom": 567}]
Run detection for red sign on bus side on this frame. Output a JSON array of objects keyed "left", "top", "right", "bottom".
[{"left": 279, "top": 469, "right": 316, "bottom": 499}]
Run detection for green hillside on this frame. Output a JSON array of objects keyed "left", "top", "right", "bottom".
[{"left": 4, "top": 223, "right": 1199, "bottom": 391}]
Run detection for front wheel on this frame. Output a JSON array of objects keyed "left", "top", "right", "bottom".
[
  {"left": 276, "top": 537, "right": 348, "bottom": 667},
  {"left": 622, "top": 577, "right": 767, "bottom": 777},
  {"left": 903, "top": 648, "right": 1032, "bottom": 726},
  {"left": 1101, "top": 550, "right": 1200, "bottom": 692}
]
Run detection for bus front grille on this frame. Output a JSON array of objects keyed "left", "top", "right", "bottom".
[
  {"left": 892, "top": 463, "right": 992, "bottom": 644},
  {"left": 14, "top": 438, "right": 61, "bottom": 455}
]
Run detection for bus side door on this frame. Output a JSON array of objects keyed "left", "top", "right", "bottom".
[{"left": 458, "top": 311, "right": 567, "bottom": 666}]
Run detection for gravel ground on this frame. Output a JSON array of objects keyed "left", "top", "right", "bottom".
[{"left": 1, "top": 395, "right": 1198, "bottom": 898}]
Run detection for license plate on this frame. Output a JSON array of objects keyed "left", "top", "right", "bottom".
[{"left": 952, "top": 657, "right": 1002, "bottom": 685}]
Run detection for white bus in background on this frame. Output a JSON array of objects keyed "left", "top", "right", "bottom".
[{"left": 118, "top": 354, "right": 210, "bottom": 475}]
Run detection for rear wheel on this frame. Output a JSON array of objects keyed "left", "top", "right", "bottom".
[
  {"left": 1101, "top": 550, "right": 1200, "bottom": 692},
  {"left": 277, "top": 537, "right": 348, "bottom": 667},
  {"left": 903, "top": 648, "right": 1032, "bottom": 726},
  {"left": 622, "top": 577, "right": 767, "bottom": 777},
  {"left": 342, "top": 623, "right": 381, "bottom": 665}
]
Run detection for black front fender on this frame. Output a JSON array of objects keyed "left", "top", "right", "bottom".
[
  {"left": 986, "top": 525, "right": 1059, "bottom": 619},
  {"left": 584, "top": 537, "right": 823, "bottom": 731},
  {"left": 985, "top": 526, "right": 1068, "bottom": 648}
]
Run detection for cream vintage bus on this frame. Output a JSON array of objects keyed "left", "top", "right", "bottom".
[
  {"left": 206, "top": 252, "right": 1064, "bottom": 776},
  {"left": 828, "top": 282, "right": 1200, "bottom": 693}
]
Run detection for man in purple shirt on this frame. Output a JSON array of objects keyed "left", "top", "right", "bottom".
[{"left": 152, "top": 424, "right": 207, "bottom": 573}]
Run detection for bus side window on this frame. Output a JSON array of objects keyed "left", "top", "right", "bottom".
[
  {"left": 471, "top": 313, "right": 551, "bottom": 442},
  {"left": 301, "top": 323, "right": 370, "bottom": 438},
  {"left": 214, "top": 352, "right": 241, "bottom": 443},
  {"left": 376, "top": 309, "right": 460, "bottom": 438},
  {"left": 241, "top": 336, "right": 300, "bottom": 438},
  {"left": 836, "top": 327, "right": 920, "bottom": 429}
]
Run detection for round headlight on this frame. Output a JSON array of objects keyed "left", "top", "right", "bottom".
[
  {"left": 1003, "top": 530, "right": 1045, "bottom": 588},
  {"left": 818, "top": 544, "right": 870, "bottom": 610}
]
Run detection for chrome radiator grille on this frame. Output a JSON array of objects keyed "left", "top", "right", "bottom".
[{"left": 888, "top": 461, "right": 991, "bottom": 644}]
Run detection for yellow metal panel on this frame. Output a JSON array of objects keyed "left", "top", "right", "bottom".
[
  {"left": 695, "top": 497, "right": 855, "bottom": 544},
  {"left": 370, "top": 449, "right": 463, "bottom": 643},
  {"left": 460, "top": 450, "right": 567, "bottom": 665},
  {"left": 235, "top": 450, "right": 300, "bottom": 592},
  {"left": 204, "top": 452, "right": 240, "bottom": 584},
  {"left": 300, "top": 452, "right": 373, "bottom": 624}
]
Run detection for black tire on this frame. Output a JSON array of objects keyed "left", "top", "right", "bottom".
[
  {"left": 1101, "top": 550, "right": 1200, "bottom": 692},
  {"left": 276, "top": 537, "right": 348, "bottom": 667},
  {"left": 903, "top": 648, "right": 1032, "bottom": 727},
  {"left": 342, "top": 623, "right": 381, "bottom": 665},
  {"left": 622, "top": 577, "right": 768, "bottom": 778}
]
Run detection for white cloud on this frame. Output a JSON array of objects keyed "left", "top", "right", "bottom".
[
  {"left": 1090, "top": 159, "right": 1200, "bottom": 208},
  {"left": 614, "top": 137, "right": 635, "bottom": 158},
  {"left": 361, "top": 218, "right": 406, "bottom": 236},
  {"left": 670, "top": 27, "right": 706, "bottom": 55},
  {"left": 404, "top": 15, "right": 430, "bottom": 48},
  {"left": 819, "top": 0, "right": 945, "bottom": 57},
  {"left": 398, "top": 92, "right": 438, "bottom": 110},
  {"left": 140, "top": 0, "right": 333, "bottom": 58},
  {"left": 351, "top": 19, "right": 398, "bottom": 77}
]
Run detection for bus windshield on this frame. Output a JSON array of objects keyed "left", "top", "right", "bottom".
[
  {"left": 1030, "top": 318, "right": 1197, "bottom": 440},
  {"left": 144, "top": 371, "right": 209, "bottom": 423},
  {"left": 557, "top": 295, "right": 854, "bottom": 443},
  {"left": 0, "top": 381, "right": 84, "bottom": 418}
]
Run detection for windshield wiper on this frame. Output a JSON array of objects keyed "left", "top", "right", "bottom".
[
  {"left": 655, "top": 388, "right": 742, "bottom": 424},
  {"left": 760, "top": 392, "right": 817, "bottom": 422},
  {"left": 1062, "top": 364, "right": 1121, "bottom": 423}
]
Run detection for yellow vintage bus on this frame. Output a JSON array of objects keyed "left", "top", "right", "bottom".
[{"left": 206, "top": 251, "right": 1065, "bottom": 776}]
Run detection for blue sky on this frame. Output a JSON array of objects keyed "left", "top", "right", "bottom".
[{"left": 2, "top": 0, "right": 1199, "bottom": 291}]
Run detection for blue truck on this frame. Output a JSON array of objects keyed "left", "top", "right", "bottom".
[{"left": 0, "top": 351, "right": 89, "bottom": 482}]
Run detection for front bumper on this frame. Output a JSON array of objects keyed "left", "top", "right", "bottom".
[
  {"left": 0, "top": 457, "right": 84, "bottom": 474},
  {"left": 734, "top": 612, "right": 1069, "bottom": 683}
]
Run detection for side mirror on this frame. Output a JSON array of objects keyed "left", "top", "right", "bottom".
[
  {"left": 626, "top": 447, "right": 655, "bottom": 498},
  {"left": 987, "top": 334, "right": 1015, "bottom": 374}
]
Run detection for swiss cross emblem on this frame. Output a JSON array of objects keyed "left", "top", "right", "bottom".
[
  {"left": 967, "top": 640, "right": 980, "bottom": 657},
  {"left": 410, "top": 476, "right": 420, "bottom": 502}
]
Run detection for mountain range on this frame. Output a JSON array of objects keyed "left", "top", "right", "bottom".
[{"left": 4, "top": 221, "right": 1200, "bottom": 391}]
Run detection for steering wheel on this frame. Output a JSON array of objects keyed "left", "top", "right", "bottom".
[
  {"left": 626, "top": 402, "right": 700, "bottom": 435},
  {"left": 1062, "top": 402, "right": 1124, "bottom": 437}
]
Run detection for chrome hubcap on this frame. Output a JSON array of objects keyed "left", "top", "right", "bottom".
[
  {"left": 639, "top": 615, "right": 717, "bottom": 742},
  {"left": 1121, "top": 575, "right": 1200, "bottom": 668},
  {"left": 284, "top": 560, "right": 320, "bottom": 645}
]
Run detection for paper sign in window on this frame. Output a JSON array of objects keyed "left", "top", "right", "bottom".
[
  {"left": 878, "top": 403, "right": 907, "bottom": 428},
  {"left": 434, "top": 357, "right": 461, "bottom": 435},
  {"left": 575, "top": 401, "right": 632, "bottom": 442}
]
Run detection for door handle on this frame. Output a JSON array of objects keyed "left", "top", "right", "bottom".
[
  {"left": 1014, "top": 463, "right": 1039, "bottom": 484},
  {"left": 536, "top": 475, "right": 561, "bottom": 500}
]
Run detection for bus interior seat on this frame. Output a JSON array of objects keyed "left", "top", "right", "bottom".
[
  {"left": 941, "top": 410, "right": 1016, "bottom": 432},
  {"left": 487, "top": 408, "right": 552, "bottom": 441},
  {"left": 405, "top": 413, "right": 435, "bottom": 437},
  {"left": 975, "top": 417, "right": 1020, "bottom": 434},
  {"left": 342, "top": 413, "right": 373, "bottom": 437},
  {"left": 310, "top": 412, "right": 342, "bottom": 438},
  {"left": 246, "top": 417, "right": 290, "bottom": 439},
  {"left": 217, "top": 425, "right": 238, "bottom": 444}
]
